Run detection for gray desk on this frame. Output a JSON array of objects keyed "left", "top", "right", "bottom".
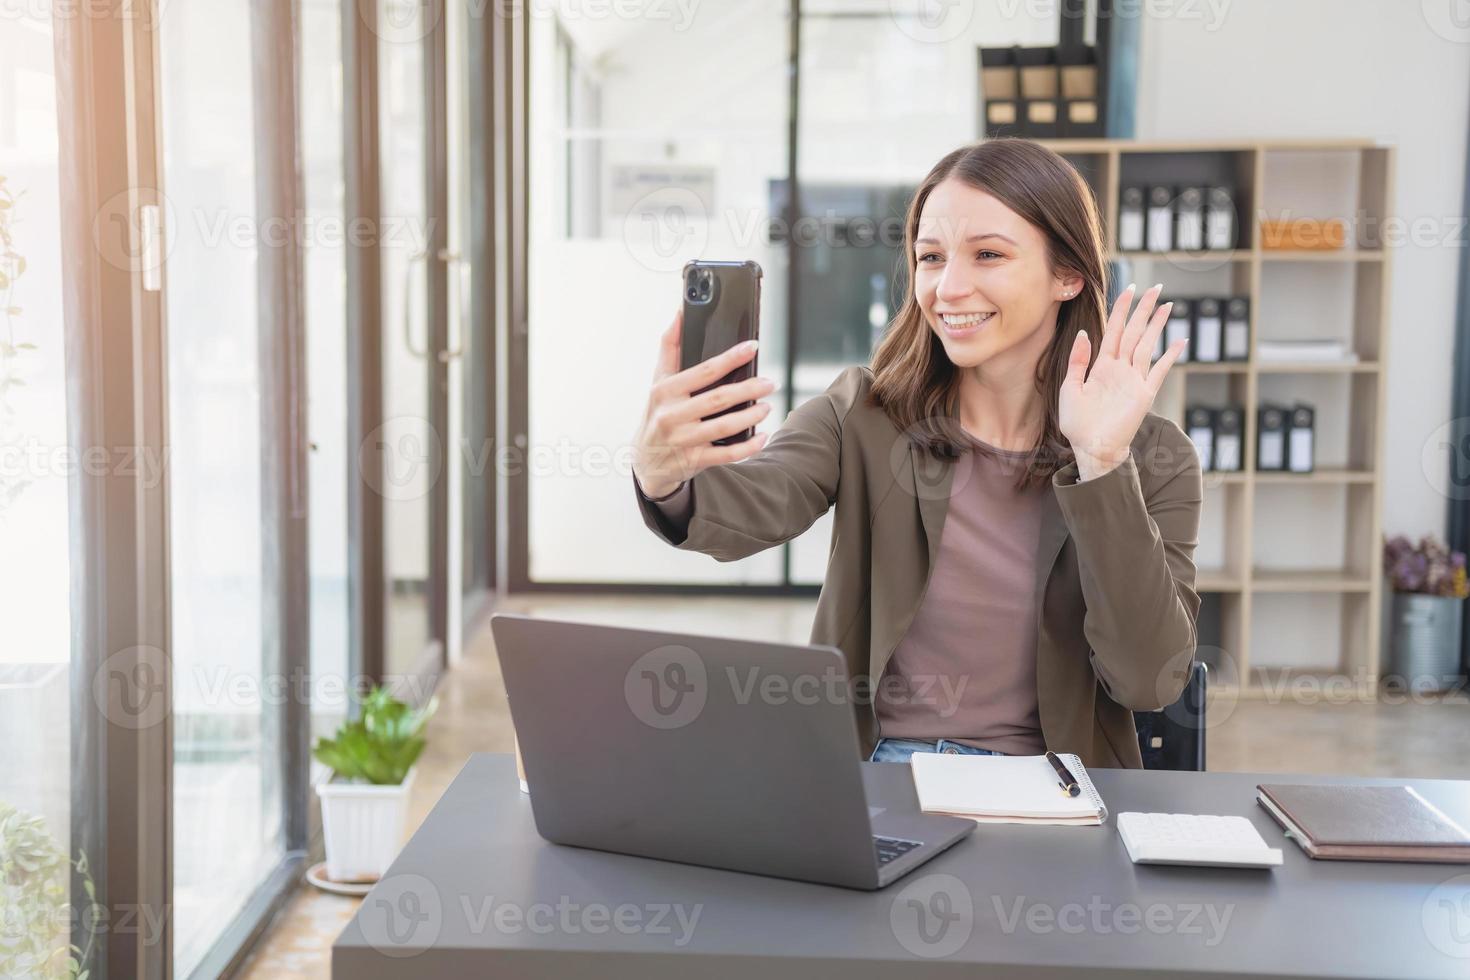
[{"left": 334, "top": 753, "right": 1470, "bottom": 979}]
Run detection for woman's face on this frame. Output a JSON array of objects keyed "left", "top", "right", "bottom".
[{"left": 913, "top": 177, "right": 1080, "bottom": 374}]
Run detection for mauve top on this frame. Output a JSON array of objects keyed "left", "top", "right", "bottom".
[{"left": 635, "top": 432, "right": 1049, "bottom": 755}]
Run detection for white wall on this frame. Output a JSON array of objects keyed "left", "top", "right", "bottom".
[{"left": 1136, "top": 0, "right": 1470, "bottom": 541}]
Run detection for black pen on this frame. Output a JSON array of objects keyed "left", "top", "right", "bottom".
[{"left": 1046, "top": 751, "right": 1081, "bottom": 797}]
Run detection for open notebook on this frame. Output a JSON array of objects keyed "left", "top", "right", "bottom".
[{"left": 909, "top": 752, "right": 1109, "bottom": 826}]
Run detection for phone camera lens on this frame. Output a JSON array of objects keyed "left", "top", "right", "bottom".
[{"left": 687, "top": 288, "right": 697, "bottom": 299}]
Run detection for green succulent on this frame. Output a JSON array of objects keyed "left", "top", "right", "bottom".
[{"left": 312, "top": 686, "right": 438, "bottom": 785}]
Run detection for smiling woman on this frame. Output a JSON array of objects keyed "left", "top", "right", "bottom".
[
  {"left": 872, "top": 138, "right": 1184, "bottom": 490},
  {"left": 634, "top": 137, "right": 1202, "bottom": 768}
]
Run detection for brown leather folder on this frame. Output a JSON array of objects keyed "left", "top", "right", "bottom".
[{"left": 1256, "top": 783, "right": 1470, "bottom": 863}]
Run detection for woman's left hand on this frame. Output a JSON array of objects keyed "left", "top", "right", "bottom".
[{"left": 1058, "top": 283, "right": 1185, "bottom": 482}]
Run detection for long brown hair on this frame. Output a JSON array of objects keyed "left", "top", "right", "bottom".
[{"left": 867, "top": 138, "right": 1109, "bottom": 489}]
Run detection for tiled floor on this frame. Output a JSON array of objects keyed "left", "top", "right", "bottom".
[{"left": 237, "top": 593, "right": 1470, "bottom": 978}]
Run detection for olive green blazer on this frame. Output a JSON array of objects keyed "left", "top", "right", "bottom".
[{"left": 634, "top": 365, "right": 1203, "bottom": 768}]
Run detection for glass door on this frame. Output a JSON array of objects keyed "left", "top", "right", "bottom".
[
  {"left": 379, "top": 0, "right": 447, "bottom": 690},
  {"left": 523, "top": 1, "right": 792, "bottom": 585},
  {"left": 447, "top": 0, "right": 496, "bottom": 662},
  {"left": 156, "top": 0, "right": 285, "bottom": 972},
  {"left": 0, "top": 11, "right": 78, "bottom": 978},
  {"left": 301, "top": 0, "right": 351, "bottom": 741}
]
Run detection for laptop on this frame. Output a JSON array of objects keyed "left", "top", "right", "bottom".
[{"left": 489, "top": 612, "right": 975, "bottom": 890}]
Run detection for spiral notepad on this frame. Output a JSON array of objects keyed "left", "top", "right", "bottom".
[{"left": 909, "top": 752, "right": 1109, "bottom": 826}]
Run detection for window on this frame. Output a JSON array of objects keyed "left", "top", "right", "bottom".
[
  {"left": 157, "top": 0, "right": 285, "bottom": 971},
  {"left": 0, "top": 12, "right": 76, "bottom": 975}
]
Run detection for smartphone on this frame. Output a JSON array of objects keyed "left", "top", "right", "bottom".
[{"left": 680, "top": 259, "right": 762, "bottom": 446}]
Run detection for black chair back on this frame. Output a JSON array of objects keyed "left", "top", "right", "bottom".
[{"left": 1133, "top": 660, "right": 1208, "bottom": 771}]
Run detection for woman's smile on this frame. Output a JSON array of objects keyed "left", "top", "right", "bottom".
[{"left": 937, "top": 310, "right": 995, "bottom": 337}]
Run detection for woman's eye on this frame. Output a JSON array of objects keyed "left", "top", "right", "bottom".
[
  {"left": 976, "top": 250, "right": 1002, "bottom": 260},
  {"left": 918, "top": 252, "right": 940, "bottom": 264}
]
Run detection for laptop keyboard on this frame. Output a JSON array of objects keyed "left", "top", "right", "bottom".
[{"left": 874, "top": 835, "right": 923, "bottom": 865}]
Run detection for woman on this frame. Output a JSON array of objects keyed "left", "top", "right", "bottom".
[{"left": 629, "top": 139, "right": 1201, "bottom": 769}]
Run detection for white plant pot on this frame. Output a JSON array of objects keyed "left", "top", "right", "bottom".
[{"left": 316, "top": 765, "right": 417, "bottom": 882}]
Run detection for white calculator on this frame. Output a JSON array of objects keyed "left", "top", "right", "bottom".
[{"left": 1117, "top": 812, "right": 1283, "bottom": 868}]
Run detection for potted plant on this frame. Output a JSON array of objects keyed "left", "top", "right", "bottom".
[
  {"left": 0, "top": 801, "right": 99, "bottom": 978},
  {"left": 1382, "top": 535, "right": 1469, "bottom": 693},
  {"left": 313, "top": 686, "right": 437, "bottom": 883}
]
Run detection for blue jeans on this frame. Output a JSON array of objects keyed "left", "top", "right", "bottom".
[{"left": 867, "top": 736, "right": 1007, "bottom": 763}]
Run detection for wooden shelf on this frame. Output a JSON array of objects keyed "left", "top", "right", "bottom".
[
  {"left": 1253, "top": 468, "right": 1375, "bottom": 484},
  {"left": 1039, "top": 137, "right": 1393, "bottom": 693},
  {"left": 1260, "top": 249, "right": 1385, "bottom": 262},
  {"left": 1177, "top": 362, "right": 1248, "bottom": 374},
  {"left": 1197, "top": 572, "right": 1246, "bottom": 593},
  {"left": 1251, "top": 569, "right": 1375, "bottom": 593},
  {"left": 1043, "top": 138, "right": 1380, "bottom": 154},
  {"left": 1200, "top": 472, "right": 1250, "bottom": 486},
  {"left": 1167, "top": 361, "right": 1377, "bottom": 374},
  {"left": 1113, "top": 250, "right": 1249, "bottom": 263},
  {"left": 1254, "top": 361, "right": 1379, "bottom": 374},
  {"left": 1112, "top": 248, "right": 1385, "bottom": 263}
]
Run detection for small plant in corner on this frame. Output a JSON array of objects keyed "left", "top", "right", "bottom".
[
  {"left": 1383, "top": 534, "right": 1469, "bottom": 599},
  {"left": 1382, "top": 535, "right": 1469, "bottom": 694},
  {"left": 0, "top": 800, "right": 101, "bottom": 978},
  {"left": 313, "top": 687, "right": 439, "bottom": 885},
  {"left": 313, "top": 685, "right": 438, "bottom": 785}
]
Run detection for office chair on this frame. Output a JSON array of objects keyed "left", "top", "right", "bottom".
[{"left": 1133, "top": 660, "right": 1208, "bottom": 771}]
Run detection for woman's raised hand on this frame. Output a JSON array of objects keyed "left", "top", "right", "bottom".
[
  {"left": 1058, "top": 283, "right": 1185, "bottom": 481},
  {"left": 631, "top": 308, "right": 777, "bottom": 499}
]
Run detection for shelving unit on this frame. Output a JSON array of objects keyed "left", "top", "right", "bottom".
[{"left": 1039, "top": 139, "right": 1394, "bottom": 700}]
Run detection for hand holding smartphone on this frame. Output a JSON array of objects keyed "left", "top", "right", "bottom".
[
  {"left": 680, "top": 260, "right": 763, "bottom": 444},
  {"left": 632, "top": 260, "right": 773, "bottom": 499}
]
